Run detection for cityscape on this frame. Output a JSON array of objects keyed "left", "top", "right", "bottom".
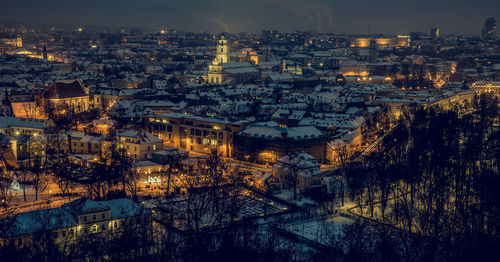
[{"left": 0, "top": 1, "right": 499, "bottom": 261}]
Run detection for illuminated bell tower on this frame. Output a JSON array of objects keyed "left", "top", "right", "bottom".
[
  {"left": 216, "top": 35, "right": 230, "bottom": 63},
  {"left": 208, "top": 58, "right": 223, "bottom": 84}
]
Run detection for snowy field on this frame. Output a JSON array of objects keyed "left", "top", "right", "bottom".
[{"left": 281, "top": 215, "right": 354, "bottom": 245}]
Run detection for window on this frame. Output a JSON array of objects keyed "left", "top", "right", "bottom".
[
  {"left": 195, "top": 129, "right": 201, "bottom": 136},
  {"left": 101, "top": 224, "right": 105, "bottom": 231},
  {"left": 114, "top": 221, "right": 118, "bottom": 228},
  {"left": 190, "top": 129, "right": 194, "bottom": 135},
  {"left": 219, "top": 133, "right": 224, "bottom": 139},
  {"left": 168, "top": 134, "right": 172, "bottom": 140},
  {"left": 92, "top": 225, "right": 98, "bottom": 233},
  {"left": 83, "top": 216, "right": 87, "bottom": 222},
  {"left": 101, "top": 214, "right": 105, "bottom": 219},
  {"left": 93, "top": 214, "right": 96, "bottom": 220},
  {"left": 153, "top": 145, "right": 156, "bottom": 150},
  {"left": 203, "top": 139, "right": 210, "bottom": 145},
  {"left": 167, "top": 126, "right": 172, "bottom": 132}
]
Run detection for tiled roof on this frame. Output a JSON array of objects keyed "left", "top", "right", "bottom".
[{"left": 44, "top": 79, "right": 87, "bottom": 99}]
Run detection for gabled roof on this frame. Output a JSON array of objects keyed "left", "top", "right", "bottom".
[{"left": 44, "top": 79, "right": 87, "bottom": 99}]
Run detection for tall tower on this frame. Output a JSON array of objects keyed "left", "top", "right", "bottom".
[
  {"left": 16, "top": 36, "right": 22, "bottom": 47},
  {"left": 369, "top": 39, "right": 377, "bottom": 62},
  {"left": 482, "top": 17, "right": 497, "bottom": 41},
  {"left": 216, "top": 35, "right": 230, "bottom": 63},
  {"left": 431, "top": 27, "right": 440, "bottom": 40},
  {"left": 42, "top": 45, "right": 48, "bottom": 60}
]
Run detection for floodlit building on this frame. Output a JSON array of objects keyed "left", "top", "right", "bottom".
[
  {"left": 273, "top": 153, "right": 326, "bottom": 194},
  {"left": 145, "top": 113, "right": 246, "bottom": 157},
  {"left": 208, "top": 35, "right": 230, "bottom": 84},
  {"left": 44, "top": 79, "right": 90, "bottom": 115},
  {"left": 233, "top": 122, "right": 327, "bottom": 164},
  {"left": 115, "top": 129, "right": 164, "bottom": 160},
  {"left": 471, "top": 81, "right": 500, "bottom": 97},
  {"left": 208, "top": 35, "right": 259, "bottom": 84}
]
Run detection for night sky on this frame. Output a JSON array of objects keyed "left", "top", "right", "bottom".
[{"left": 1, "top": 0, "right": 499, "bottom": 35}]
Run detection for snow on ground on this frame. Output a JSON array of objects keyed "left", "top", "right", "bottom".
[
  {"left": 273, "top": 190, "right": 317, "bottom": 207},
  {"left": 281, "top": 215, "right": 355, "bottom": 245}
]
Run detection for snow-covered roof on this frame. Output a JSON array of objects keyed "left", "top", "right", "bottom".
[{"left": 2, "top": 198, "right": 147, "bottom": 237}]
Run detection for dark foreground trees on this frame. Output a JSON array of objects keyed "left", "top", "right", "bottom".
[{"left": 342, "top": 94, "right": 500, "bottom": 261}]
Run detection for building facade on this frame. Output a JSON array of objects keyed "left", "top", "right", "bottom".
[
  {"left": 145, "top": 113, "right": 245, "bottom": 157},
  {"left": 44, "top": 79, "right": 90, "bottom": 115}
]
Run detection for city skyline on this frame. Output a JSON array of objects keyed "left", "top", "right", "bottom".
[{"left": 1, "top": 0, "right": 499, "bottom": 35}]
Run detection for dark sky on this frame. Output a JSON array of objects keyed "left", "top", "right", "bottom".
[{"left": 1, "top": 0, "right": 498, "bottom": 35}]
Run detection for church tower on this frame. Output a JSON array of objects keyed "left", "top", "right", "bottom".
[
  {"left": 208, "top": 59, "right": 223, "bottom": 84},
  {"left": 42, "top": 45, "right": 48, "bottom": 60},
  {"left": 216, "top": 35, "right": 230, "bottom": 63},
  {"left": 369, "top": 39, "right": 377, "bottom": 62},
  {"left": 208, "top": 35, "right": 230, "bottom": 84}
]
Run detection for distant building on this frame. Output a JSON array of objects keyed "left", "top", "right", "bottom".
[
  {"left": 207, "top": 35, "right": 259, "bottom": 84},
  {"left": 350, "top": 36, "right": 410, "bottom": 49},
  {"left": 0, "top": 34, "right": 22, "bottom": 47},
  {"left": 208, "top": 35, "right": 230, "bottom": 84},
  {"left": 471, "top": 81, "right": 500, "bottom": 97},
  {"left": 482, "top": 17, "right": 497, "bottom": 41},
  {"left": 431, "top": 27, "right": 440, "bottom": 39},
  {"left": 216, "top": 35, "right": 230, "bottom": 63}
]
